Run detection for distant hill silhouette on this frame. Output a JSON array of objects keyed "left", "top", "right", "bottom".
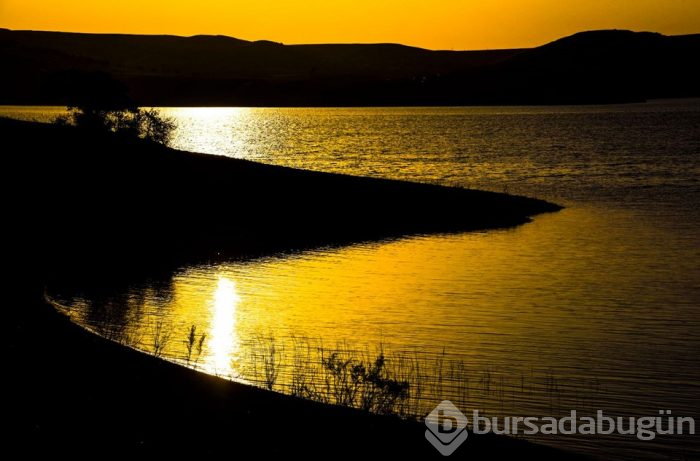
[{"left": 1, "top": 28, "right": 698, "bottom": 105}]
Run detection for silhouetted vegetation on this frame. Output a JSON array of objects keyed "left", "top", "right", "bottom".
[
  {"left": 185, "top": 324, "right": 206, "bottom": 365},
  {"left": 324, "top": 351, "right": 410, "bottom": 415},
  {"left": 151, "top": 318, "right": 172, "bottom": 358},
  {"left": 249, "top": 335, "right": 283, "bottom": 391},
  {"left": 245, "top": 336, "right": 413, "bottom": 416},
  {"left": 240, "top": 336, "right": 604, "bottom": 420},
  {"left": 51, "top": 70, "right": 175, "bottom": 144},
  {"left": 42, "top": 292, "right": 607, "bottom": 422},
  {"left": 56, "top": 106, "right": 175, "bottom": 145}
]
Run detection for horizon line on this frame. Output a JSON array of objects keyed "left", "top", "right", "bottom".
[{"left": 3, "top": 27, "right": 694, "bottom": 52}]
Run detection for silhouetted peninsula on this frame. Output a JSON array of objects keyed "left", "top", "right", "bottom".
[{"left": 3, "top": 117, "right": 560, "bottom": 272}]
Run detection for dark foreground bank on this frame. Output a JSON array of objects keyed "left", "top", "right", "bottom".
[
  {"left": 4, "top": 117, "right": 560, "bottom": 275},
  {"left": 5, "top": 118, "right": 576, "bottom": 458}
]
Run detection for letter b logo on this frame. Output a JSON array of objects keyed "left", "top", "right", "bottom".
[{"left": 425, "top": 401, "right": 468, "bottom": 456}]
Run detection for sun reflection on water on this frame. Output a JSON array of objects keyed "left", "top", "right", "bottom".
[
  {"left": 161, "top": 107, "right": 252, "bottom": 159},
  {"left": 207, "top": 276, "right": 240, "bottom": 374}
]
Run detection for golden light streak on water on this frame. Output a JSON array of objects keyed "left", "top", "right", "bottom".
[{"left": 206, "top": 276, "right": 240, "bottom": 375}]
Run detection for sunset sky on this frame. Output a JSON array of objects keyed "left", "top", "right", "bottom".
[{"left": 2, "top": 0, "right": 699, "bottom": 50}]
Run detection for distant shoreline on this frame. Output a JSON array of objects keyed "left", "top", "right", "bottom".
[
  {"left": 3, "top": 29, "right": 698, "bottom": 107},
  {"left": 2, "top": 97, "right": 698, "bottom": 112}
]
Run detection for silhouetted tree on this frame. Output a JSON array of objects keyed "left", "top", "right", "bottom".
[{"left": 54, "top": 71, "right": 176, "bottom": 145}]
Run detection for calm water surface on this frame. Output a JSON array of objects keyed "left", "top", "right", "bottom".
[{"left": 3, "top": 101, "right": 699, "bottom": 460}]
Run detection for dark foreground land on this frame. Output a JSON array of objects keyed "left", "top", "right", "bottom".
[{"left": 5, "top": 118, "right": 577, "bottom": 458}]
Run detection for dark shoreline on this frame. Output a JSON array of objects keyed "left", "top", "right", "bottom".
[
  {"left": 5, "top": 118, "right": 581, "bottom": 458},
  {"left": 4, "top": 117, "right": 561, "bottom": 274}
]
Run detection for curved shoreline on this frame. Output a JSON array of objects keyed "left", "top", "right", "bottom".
[
  {"left": 3, "top": 117, "right": 561, "bottom": 274},
  {"left": 11, "top": 290, "right": 585, "bottom": 458},
  {"left": 5, "top": 117, "right": 579, "bottom": 457}
]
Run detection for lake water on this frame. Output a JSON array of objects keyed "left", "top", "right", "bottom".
[{"left": 3, "top": 101, "right": 699, "bottom": 460}]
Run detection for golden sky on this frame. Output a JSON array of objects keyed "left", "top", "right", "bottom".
[{"left": 1, "top": 0, "right": 698, "bottom": 50}]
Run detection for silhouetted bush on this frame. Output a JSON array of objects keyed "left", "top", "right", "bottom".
[
  {"left": 322, "top": 351, "right": 410, "bottom": 415},
  {"left": 56, "top": 106, "right": 176, "bottom": 145},
  {"left": 52, "top": 70, "right": 176, "bottom": 145}
]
